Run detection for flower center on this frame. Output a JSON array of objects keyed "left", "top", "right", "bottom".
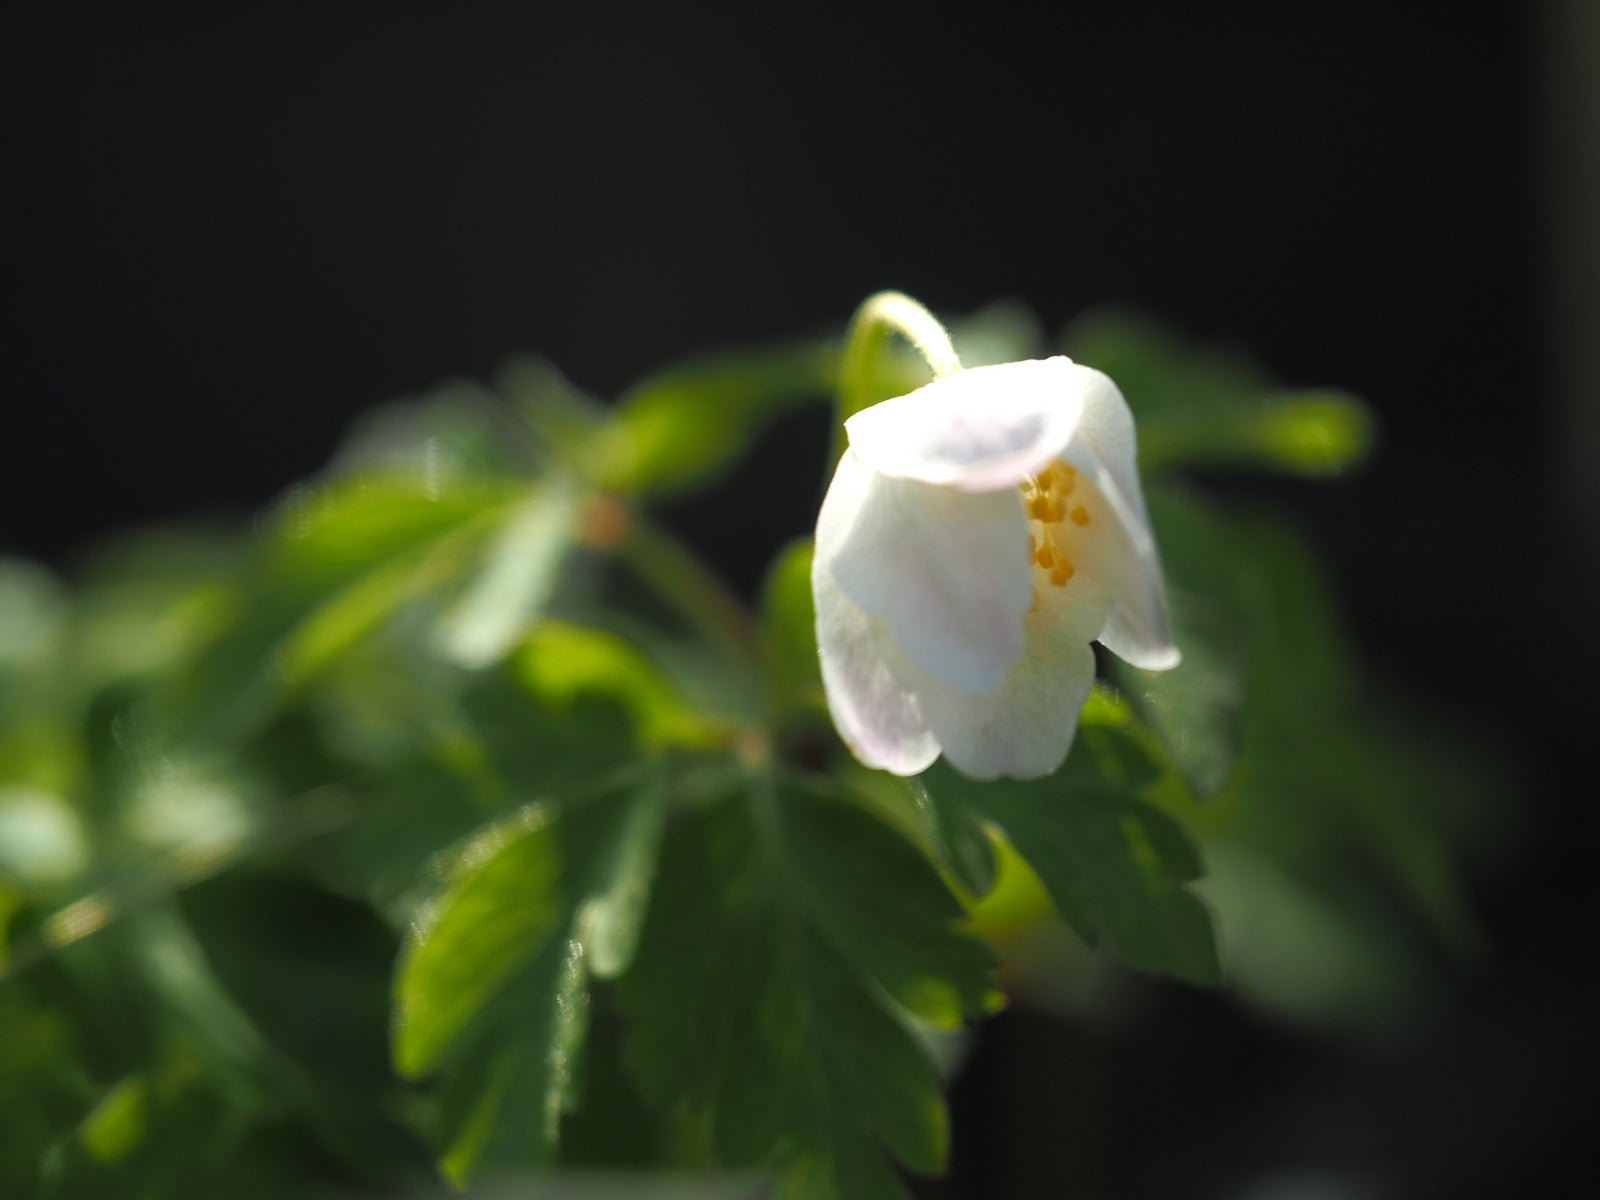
[{"left": 1021, "top": 460, "right": 1090, "bottom": 589}]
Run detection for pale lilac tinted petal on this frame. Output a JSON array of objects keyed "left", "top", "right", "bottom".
[
  {"left": 813, "top": 567, "right": 940, "bottom": 775},
  {"left": 827, "top": 465, "right": 1032, "bottom": 692},
  {"left": 887, "top": 573, "right": 1110, "bottom": 780},
  {"left": 844, "top": 358, "right": 1086, "bottom": 493},
  {"left": 812, "top": 450, "right": 939, "bottom": 773}
]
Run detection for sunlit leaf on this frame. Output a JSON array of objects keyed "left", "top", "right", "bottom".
[
  {"left": 507, "top": 621, "right": 726, "bottom": 751},
  {"left": 392, "top": 775, "right": 665, "bottom": 1183},
  {"left": 435, "top": 483, "right": 579, "bottom": 668},
  {"left": 393, "top": 806, "right": 567, "bottom": 1079},
  {"left": 78, "top": 1077, "right": 149, "bottom": 1164},
  {"left": 161, "top": 476, "right": 508, "bottom": 743}
]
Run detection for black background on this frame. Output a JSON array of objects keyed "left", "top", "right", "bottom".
[{"left": 4, "top": 2, "right": 1593, "bottom": 1196}]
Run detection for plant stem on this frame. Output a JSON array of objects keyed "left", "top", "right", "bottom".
[{"left": 831, "top": 290, "right": 963, "bottom": 467}]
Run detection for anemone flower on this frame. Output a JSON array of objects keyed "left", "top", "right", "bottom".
[{"left": 812, "top": 357, "right": 1179, "bottom": 780}]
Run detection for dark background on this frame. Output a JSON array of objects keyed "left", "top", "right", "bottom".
[{"left": 4, "top": 1, "right": 1593, "bottom": 1196}]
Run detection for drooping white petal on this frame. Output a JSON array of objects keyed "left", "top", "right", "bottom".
[
  {"left": 1056, "top": 368, "right": 1180, "bottom": 671},
  {"left": 885, "top": 572, "right": 1110, "bottom": 780},
  {"left": 812, "top": 448, "right": 939, "bottom": 773},
  {"left": 824, "top": 454, "right": 1032, "bottom": 692},
  {"left": 844, "top": 358, "right": 1088, "bottom": 493},
  {"left": 1059, "top": 451, "right": 1180, "bottom": 670},
  {"left": 1068, "top": 365, "right": 1150, "bottom": 526},
  {"left": 813, "top": 568, "right": 940, "bottom": 775}
]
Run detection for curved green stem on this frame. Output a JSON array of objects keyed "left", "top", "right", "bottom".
[{"left": 832, "top": 291, "right": 962, "bottom": 467}]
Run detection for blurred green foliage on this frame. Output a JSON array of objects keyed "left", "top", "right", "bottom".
[{"left": 0, "top": 304, "right": 1503, "bottom": 1198}]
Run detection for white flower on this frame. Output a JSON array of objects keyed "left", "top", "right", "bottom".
[{"left": 812, "top": 357, "right": 1179, "bottom": 780}]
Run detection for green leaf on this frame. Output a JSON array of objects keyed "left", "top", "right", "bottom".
[
  {"left": 1064, "top": 309, "right": 1374, "bottom": 477},
  {"left": 758, "top": 537, "right": 822, "bottom": 711},
  {"left": 1133, "top": 486, "right": 1483, "bottom": 984},
  {"left": 77, "top": 1077, "right": 149, "bottom": 1165},
  {"left": 594, "top": 341, "right": 834, "bottom": 497},
  {"left": 434, "top": 483, "right": 579, "bottom": 668},
  {"left": 272, "top": 480, "right": 508, "bottom": 687},
  {"left": 161, "top": 476, "right": 509, "bottom": 744},
  {"left": 919, "top": 761, "right": 1221, "bottom": 984},
  {"left": 391, "top": 775, "right": 665, "bottom": 1183},
  {"left": 905, "top": 775, "right": 997, "bottom": 899},
  {"left": 1112, "top": 602, "right": 1244, "bottom": 801},
  {"left": 506, "top": 621, "right": 726, "bottom": 751},
  {"left": 619, "top": 776, "right": 998, "bottom": 1196},
  {"left": 392, "top": 806, "right": 568, "bottom": 1079}
]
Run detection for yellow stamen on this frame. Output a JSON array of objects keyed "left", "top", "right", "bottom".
[{"left": 1069, "top": 504, "right": 1089, "bottom": 526}]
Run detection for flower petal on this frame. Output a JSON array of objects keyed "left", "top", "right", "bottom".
[
  {"left": 812, "top": 448, "right": 940, "bottom": 773},
  {"left": 844, "top": 358, "right": 1087, "bottom": 493},
  {"left": 824, "top": 453, "right": 1032, "bottom": 692},
  {"left": 1066, "top": 365, "right": 1149, "bottom": 526},
  {"left": 813, "top": 568, "right": 940, "bottom": 775},
  {"left": 1058, "top": 369, "right": 1180, "bottom": 671},
  {"left": 886, "top": 572, "right": 1110, "bottom": 780}
]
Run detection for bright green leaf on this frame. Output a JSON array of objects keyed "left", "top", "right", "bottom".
[
  {"left": 392, "top": 777, "right": 666, "bottom": 1182},
  {"left": 508, "top": 621, "right": 725, "bottom": 750},
  {"left": 161, "top": 476, "right": 508, "bottom": 744},
  {"left": 77, "top": 1077, "right": 148, "bottom": 1164},
  {"left": 435, "top": 483, "right": 579, "bottom": 668},
  {"left": 393, "top": 806, "right": 566, "bottom": 1078}
]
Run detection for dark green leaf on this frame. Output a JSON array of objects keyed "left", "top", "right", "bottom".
[
  {"left": 920, "top": 761, "right": 1221, "bottom": 985},
  {"left": 1139, "top": 487, "right": 1481, "bottom": 972},
  {"left": 619, "top": 777, "right": 997, "bottom": 1197},
  {"left": 905, "top": 775, "right": 997, "bottom": 899}
]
